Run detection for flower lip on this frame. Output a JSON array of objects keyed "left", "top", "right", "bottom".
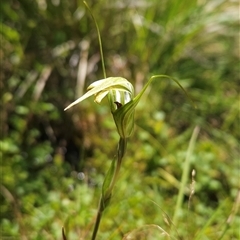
[{"left": 114, "top": 102, "right": 122, "bottom": 109}]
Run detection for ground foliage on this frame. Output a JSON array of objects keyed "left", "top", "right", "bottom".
[{"left": 1, "top": 0, "right": 239, "bottom": 239}]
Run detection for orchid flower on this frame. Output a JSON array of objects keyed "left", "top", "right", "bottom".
[
  {"left": 64, "top": 75, "right": 190, "bottom": 139},
  {"left": 64, "top": 77, "right": 135, "bottom": 138}
]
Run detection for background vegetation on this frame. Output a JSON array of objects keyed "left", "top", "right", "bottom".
[{"left": 1, "top": 0, "right": 239, "bottom": 239}]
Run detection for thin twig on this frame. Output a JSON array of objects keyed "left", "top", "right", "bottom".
[{"left": 33, "top": 65, "right": 52, "bottom": 101}]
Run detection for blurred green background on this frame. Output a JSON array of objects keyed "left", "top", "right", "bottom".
[{"left": 1, "top": 0, "right": 239, "bottom": 239}]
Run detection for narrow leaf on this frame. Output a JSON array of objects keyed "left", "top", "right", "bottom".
[
  {"left": 112, "top": 74, "right": 195, "bottom": 138},
  {"left": 101, "top": 158, "right": 116, "bottom": 205}
]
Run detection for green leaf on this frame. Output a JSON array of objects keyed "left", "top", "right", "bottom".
[
  {"left": 101, "top": 158, "right": 116, "bottom": 209},
  {"left": 112, "top": 74, "right": 195, "bottom": 138}
]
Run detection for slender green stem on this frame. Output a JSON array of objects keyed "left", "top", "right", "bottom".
[
  {"left": 62, "top": 227, "right": 67, "bottom": 240},
  {"left": 172, "top": 126, "right": 200, "bottom": 226},
  {"left": 91, "top": 138, "right": 127, "bottom": 240},
  {"left": 91, "top": 203, "right": 102, "bottom": 240},
  {"left": 83, "top": 1, "right": 106, "bottom": 79}
]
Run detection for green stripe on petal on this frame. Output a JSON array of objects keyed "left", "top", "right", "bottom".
[{"left": 108, "top": 89, "right": 133, "bottom": 113}]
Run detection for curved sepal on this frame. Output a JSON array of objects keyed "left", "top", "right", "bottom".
[{"left": 64, "top": 77, "right": 134, "bottom": 110}]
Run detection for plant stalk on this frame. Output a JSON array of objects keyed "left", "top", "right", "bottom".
[
  {"left": 172, "top": 126, "right": 200, "bottom": 226},
  {"left": 91, "top": 137, "right": 127, "bottom": 240},
  {"left": 83, "top": 1, "right": 106, "bottom": 79}
]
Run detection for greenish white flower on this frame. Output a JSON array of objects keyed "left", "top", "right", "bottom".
[
  {"left": 64, "top": 77, "right": 133, "bottom": 110},
  {"left": 64, "top": 77, "right": 135, "bottom": 138},
  {"left": 64, "top": 75, "right": 191, "bottom": 138}
]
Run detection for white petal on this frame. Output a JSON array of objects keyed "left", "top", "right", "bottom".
[{"left": 94, "top": 90, "right": 109, "bottom": 103}]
